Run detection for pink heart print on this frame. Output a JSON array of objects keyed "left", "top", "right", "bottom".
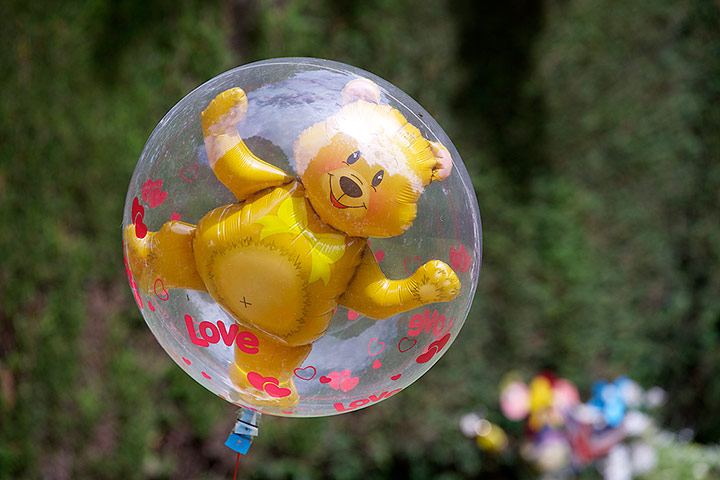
[
  {"left": 141, "top": 179, "right": 168, "bottom": 208},
  {"left": 323, "top": 370, "right": 360, "bottom": 392},
  {"left": 340, "top": 376, "right": 359, "bottom": 392},
  {"left": 247, "top": 372, "right": 292, "bottom": 398},
  {"left": 449, "top": 245, "right": 472, "bottom": 273},
  {"left": 367, "top": 338, "right": 386, "bottom": 356}
]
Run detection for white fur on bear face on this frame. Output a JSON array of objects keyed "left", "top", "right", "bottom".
[{"left": 294, "top": 101, "right": 424, "bottom": 194}]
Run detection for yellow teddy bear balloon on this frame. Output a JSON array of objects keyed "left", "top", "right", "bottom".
[{"left": 125, "top": 77, "right": 461, "bottom": 410}]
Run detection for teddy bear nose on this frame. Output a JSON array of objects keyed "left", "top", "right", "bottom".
[{"left": 339, "top": 176, "right": 363, "bottom": 198}]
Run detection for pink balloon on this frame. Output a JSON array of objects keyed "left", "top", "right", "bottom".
[
  {"left": 501, "top": 381, "right": 531, "bottom": 420},
  {"left": 552, "top": 378, "right": 580, "bottom": 410}
]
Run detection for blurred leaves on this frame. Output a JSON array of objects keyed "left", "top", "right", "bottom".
[{"left": 1, "top": 0, "right": 719, "bottom": 478}]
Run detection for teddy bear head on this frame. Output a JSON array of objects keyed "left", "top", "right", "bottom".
[{"left": 293, "top": 78, "right": 453, "bottom": 238}]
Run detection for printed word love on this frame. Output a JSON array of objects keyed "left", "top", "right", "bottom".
[
  {"left": 333, "top": 388, "right": 403, "bottom": 413},
  {"left": 407, "top": 309, "right": 454, "bottom": 339},
  {"left": 184, "top": 315, "right": 259, "bottom": 354}
]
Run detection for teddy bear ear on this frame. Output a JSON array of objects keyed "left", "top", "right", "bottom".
[
  {"left": 430, "top": 141, "right": 453, "bottom": 182},
  {"left": 341, "top": 78, "right": 381, "bottom": 105}
]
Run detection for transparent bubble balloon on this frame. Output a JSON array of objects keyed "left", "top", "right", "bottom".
[{"left": 122, "top": 58, "right": 481, "bottom": 417}]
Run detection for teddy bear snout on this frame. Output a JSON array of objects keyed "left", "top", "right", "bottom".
[{"left": 339, "top": 176, "right": 364, "bottom": 198}]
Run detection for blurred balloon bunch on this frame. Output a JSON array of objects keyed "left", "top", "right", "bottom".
[
  {"left": 498, "top": 372, "right": 581, "bottom": 476},
  {"left": 564, "top": 376, "right": 663, "bottom": 479},
  {"left": 462, "top": 373, "right": 667, "bottom": 480},
  {"left": 500, "top": 372, "right": 580, "bottom": 432}
]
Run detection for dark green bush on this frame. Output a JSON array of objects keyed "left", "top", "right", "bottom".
[{"left": 1, "top": 0, "right": 718, "bottom": 478}]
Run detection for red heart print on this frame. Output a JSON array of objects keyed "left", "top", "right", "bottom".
[
  {"left": 403, "top": 256, "right": 422, "bottom": 275},
  {"left": 374, "top": 250, "right": 385, "bottom": 262},
  {"left": 368, "top": 338, "right": 386, "bottom": 356},
  {"left": 391, "top": 374, "right": 402, "bottom": 381},
  {"left": 416, "top": 333, "right": 451, "bottom": 364},
  {"left": 132, "top": 197, "right": 147, "bottom": 239},
  {"left": 373, "top": 359, "right": 382, "bottom": 369},
  {"left": 247, "top": 372, "right": 291, "bottom": 398},
  {"left": 319, "top": 376, "right": 332, "bottom": 384},
  {"left": 449, "top": 245, "right": 472, "bottom": 273},
  {"left": 398, "top": 337, "right": 417, "bottom": 353},
  {"left": 294, "top": 366, "right": 317, "bottom": 381},
  {"left": 180, "top": 164, "right": 199, "bottom": 182},
  {"left": 202, "top": 372, "right": 212, "bottom": 380},
  {"left": 348, "top": 310, "right": 359, "bottom": 320},
  {"left": 153, "top": 278, "right": 169, "bottom": 301},
  {"left": 171, "top": 213, "right": 181, "bottom": 221}
]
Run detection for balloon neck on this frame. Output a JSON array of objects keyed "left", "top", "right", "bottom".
[{"left": 225, "top": 408, "right": 262, "bottom": 455}]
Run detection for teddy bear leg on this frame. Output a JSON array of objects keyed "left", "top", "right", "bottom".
[
  {"left": 229, "top": 325, "right": 311, "bottom": 410},
  {"left": 124, "top": 221, "right": 207, "bottom": 294}
]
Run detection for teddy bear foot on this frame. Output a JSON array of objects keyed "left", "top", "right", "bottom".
[{"left": 229, "top": 362, "right": 300, "bottom": 410}]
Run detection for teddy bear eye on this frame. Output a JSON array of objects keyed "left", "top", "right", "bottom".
[
  {"left": 346, "top": 151, "right": 362, "bottom": 165},
  {"left": 371, "top": 169, "right": 384, "bottom": 188}
]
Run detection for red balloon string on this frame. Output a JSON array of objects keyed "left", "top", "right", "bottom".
[{"left": 233, "top": 451, "right": 241, "bottom": 480}]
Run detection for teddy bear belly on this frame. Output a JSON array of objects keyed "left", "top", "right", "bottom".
[
  {"left": 192, "top": 186, "right": 365, "bottom": 346},
  {"left": 209, "top": 243, "right": 314, "bottom": 342}
]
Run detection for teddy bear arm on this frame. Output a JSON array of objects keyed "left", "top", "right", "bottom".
[
  {"left": 211, "top": 139, "right": 294, "bottom": 202},
  {"left": 202, "top": 87, "right": 294, "bottom": 202},
  {"left": 340, "top": 251, "right": 462, "bottom": 319},
  {"left": 339, "top": 247, "right": 425, "bottom": 319}
]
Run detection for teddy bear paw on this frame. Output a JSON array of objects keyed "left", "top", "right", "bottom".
[
  {"left": 415, "top": 260, "right": 461, "bottom": 304},
  {"left": 201, "top": 87, "right": 248, "bottom": 136}
]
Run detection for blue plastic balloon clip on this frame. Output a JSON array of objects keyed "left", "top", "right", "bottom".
[{"left": 225, "top": 408, "right": 261, "bottom": 455}]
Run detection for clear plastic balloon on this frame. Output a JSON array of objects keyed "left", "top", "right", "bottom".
[{"left": 122, "top": 58, "right": 481, "bottom": 417}]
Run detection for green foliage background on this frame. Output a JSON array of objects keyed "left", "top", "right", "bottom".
[{"left": 0, "top": 0, "right": 718, "bottom": 478}]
